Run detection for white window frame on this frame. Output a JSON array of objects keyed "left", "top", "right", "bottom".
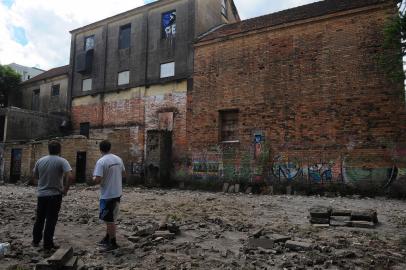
[
  {"left": 160, "top": 62, "right": 175, "bottom": 78},
  {"left": 118, "top": 70, "right": 130, "bottom": 85},
  {"left": 82, "top": 78, "right": 92, "bottom": 91}
]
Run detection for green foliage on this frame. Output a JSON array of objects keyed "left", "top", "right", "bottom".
[
  {"left": 0, "top": 65, "right": 21, "bottom": 107},
  {"left": 380, "top": 0, "right": 406, "bottom": 82}
]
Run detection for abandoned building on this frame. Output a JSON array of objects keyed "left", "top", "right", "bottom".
[
  {"left": 1, "top": 65, "right": 71, "bottom": 182},
  {"left": 67, "top": 0, "right": 239, "bottom": 185},
  {"left": 1, "top": 0, "right": 405, "bottom": 190},
  {"left": 189, "top": 0, "right": 406, "bottom": 187}
]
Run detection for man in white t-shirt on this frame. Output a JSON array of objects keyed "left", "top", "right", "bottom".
[{"left": 93, "top": 140, "right": 125, "bottom": 251}]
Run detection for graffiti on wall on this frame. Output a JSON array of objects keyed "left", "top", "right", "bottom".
[
  {"left": 162, "top": 11, "right": 176, "bottom": 39},
  {"left": 271, "top": 156, "right": 302, "bottom": 181}
]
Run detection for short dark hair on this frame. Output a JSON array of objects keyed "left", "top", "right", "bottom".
[
  {"left": 48, "top": 140, "right": 61, "bottom": 155},
  {"left": 99, "top": 140, "right": 111, "bottom": 153}
]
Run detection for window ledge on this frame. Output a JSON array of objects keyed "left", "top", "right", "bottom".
[{"left": 220, "top": 140, "right": 240, "bottom": 144}]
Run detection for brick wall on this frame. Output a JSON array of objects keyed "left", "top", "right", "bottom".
[
  {"left": 190, "top": 4, "right": 406, "bottom": 185},
  {"left": 70, "top": 81, "right": 188, "bottom": 182}
]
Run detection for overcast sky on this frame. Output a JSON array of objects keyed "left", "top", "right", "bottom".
[{"left": 0, "top": 0, "right": 318, "bottom": 70}]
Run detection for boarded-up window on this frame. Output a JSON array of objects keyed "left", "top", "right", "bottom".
[
  {"left": 118, "top": 70, "right": 130, "bottom": 85},
  {"left": 51, "top": 84, "right": 60, "bottom": 96},
  {"left": 160, "top": 62, "right": 175, "bottom": 78},
  {"left": 220, "top": 110, "right": 238, "bottom": 142},
  {"left": 32, "top": 89, "right": 40, "bottom": 111},
  {"left": 80, "top": 122, "right": 90, "bottom": 138},
  {"left": 119, "top": 24, "right": 131, "bottom": 49},
  {"left": 82, "top": 78, "right": 92, "bottom": 91},
  {"left": 162, "top": 10, "right": 176, "bottom": 39}
]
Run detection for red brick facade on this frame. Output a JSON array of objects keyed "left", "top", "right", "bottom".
[{"left": 189, "top": 1, "right": 406, "bottom": 184}]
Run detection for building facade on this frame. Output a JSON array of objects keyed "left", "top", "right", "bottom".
[
  {"left": 1, "top": 66, "right": 71, "bottom": 182},
  {"left": 189, "top": 0, "right": 406, "bottom": 188},
  {"left": 68, "top": 0, "right": 239, "bottom": 184}
]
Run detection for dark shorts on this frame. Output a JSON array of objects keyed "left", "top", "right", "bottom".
[{"left": 99, "top": 197, "right": 121, "bottom": 223}]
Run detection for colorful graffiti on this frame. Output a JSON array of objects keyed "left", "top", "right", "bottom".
[
  {"left": 271, "top": 156, "right": 302, "bottom": 181},
  {"left": 162, "top": 11, "right": 176, "bottom": 38},
  {"left": 308, "top": 163, "right": 333, "bottom": 182}
]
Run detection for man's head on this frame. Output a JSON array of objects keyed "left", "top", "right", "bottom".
[
  {"left": 48, "top": 140, "right": 61, "bottom": 155},
  {"left": 99, "top": 140, "right": 111, "bottom": 154}
]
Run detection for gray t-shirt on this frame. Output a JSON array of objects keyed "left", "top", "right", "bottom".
[
  {"left": 33, "top": 155, "right": 72, "bottom": 197},
  {"left": 93, "top": 154, "right": 124, "bottom": 200}
]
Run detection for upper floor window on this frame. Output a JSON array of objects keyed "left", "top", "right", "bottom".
[
  {"left": 80, "top": 122, "right": 90, "bottom": 138},
  {"left": 118, "top": 70, "right": 130, "bottom": 85},
  {"left": 51, "top": 84, "right": 60, "bottom": 96},
  {"left": 84, "top": 35, "right": 94, "bottom": 51},
  {"left": 221, "top": 0, "right": 228, "bottom": 17},
  {"left": 119, "top": 24, "right": 131, "bottom": 49},
  {"left": 32, "top": 89, "right": 40, "bottom": 111},
  {"left": 160, "top": 62, "right": 175, "bottom": 78},
  {"left": 82, "top": 78, "right": 92, "bottom": 91},
  {"left": 162, "top": 10, "right": 176, "bottom": 39}
]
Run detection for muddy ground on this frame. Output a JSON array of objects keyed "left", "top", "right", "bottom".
[{"left": 1, "top": 184, "right": 406, "bottom": 270}]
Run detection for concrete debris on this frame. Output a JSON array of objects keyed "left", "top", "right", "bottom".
[
  {"left": 267, "top": 234, "right": 291, "bottom": 244},
  {"left": 248, "top": 238, "right": 275, "bottom": 250},
  {"left": 285, "top": 240, "right": 313, "bottom": 251},
  {"left": 48, "top": 247, "right": 73, "bottom": 266}
]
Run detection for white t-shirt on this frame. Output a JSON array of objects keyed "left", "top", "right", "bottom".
[{"left": 93, "top": 153, "right": 125, "bottom": 200}]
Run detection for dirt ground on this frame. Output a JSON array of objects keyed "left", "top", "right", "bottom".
[{"left": 1, "top": 184, "right": 406, "bottom": 270}]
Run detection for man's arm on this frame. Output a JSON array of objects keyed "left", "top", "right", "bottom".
[
  {"left": 63, "top": 171, "right": 74, "bottom": 195},
  {"left": 93, "top": 176, "right": 102, "bottom": 185}
]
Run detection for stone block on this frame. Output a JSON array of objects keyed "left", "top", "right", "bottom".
[
  {"left": 268, "top": 234, "right": 291, "bottom": 243},
  {"left": 330, "top": 216, "right": 351, "bottom": 227},
  {"left": 248, "top": 238, "right": 274, "bottom": 250},
  {"left": 235, "top": 184, "right": 240, "bottom": 193},
  {"left": 351, "top": 210, "right": 378, "bottom": 224},
  {"left": 48, "top": 247, "right": 73, "bottom": 267},
  {"left": 310, "top": 217, "right": 330, "bottom": 224},
  {"left": 331, "top": 209, "right": 352, "bottom": 216},
  {"left": 285, "top": 240, "right": 313, "bottom": 251},
  {"left": 228, "top": 184, "right": 235, "bottom": 193},
  {"left": 309, "top": 206, "right": 332, "bottom": 218},
  {"left": 62, "top": 256, "right": 78, "bottom": 270},
  {"left": 223, "top": 183, "right": 229, "bottom": 193},
  {"left": 351, "top": 221, "right": 376, "bottom": 229},
  {"left": 35, "top": 261, "right": 54, "bottom": 270}
]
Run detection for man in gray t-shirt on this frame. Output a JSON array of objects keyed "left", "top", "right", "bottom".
[
  {"left": 32, "top": 140, "right": 73, "bottom": 250},
  {"left": 93, "top": 140, "right": 125, "bottom": 251}
]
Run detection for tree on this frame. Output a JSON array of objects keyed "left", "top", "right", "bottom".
[
  {"left": 0, "top": 65, "right": 21, "bottom": 108},
  {"left": 381, "top": 0, "right": 406, "bottom": 82}
]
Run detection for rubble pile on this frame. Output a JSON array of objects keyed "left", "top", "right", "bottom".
[
  {"left": 309, "top": 206, "right": 378, "bottom": 228},
  {"left": 1, "top": 185, "right": 406, "bottom": 269}
]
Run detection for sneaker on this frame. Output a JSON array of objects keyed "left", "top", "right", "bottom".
[
  {"left": 97, "top": 235, "right": 109, "bottom": 246},
  {"left": 31, "top": 241, "right": 40, "bottom": 248},
  {"left": 101, "top": 242, "right": 119, "bottom": 252}
]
